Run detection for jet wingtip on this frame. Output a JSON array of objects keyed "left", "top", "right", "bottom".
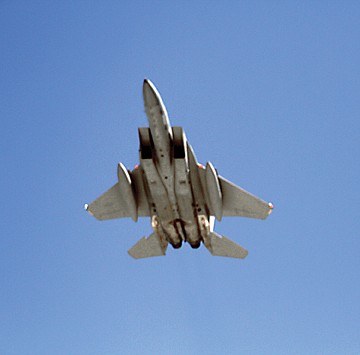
[
  {"left": 267, "top": 202, "right": 274, "bottom": 216},
  {"left": 84, "top": 203, "right": 95, "bottom": 217}
]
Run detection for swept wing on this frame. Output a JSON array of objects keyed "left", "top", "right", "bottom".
[
  {"left": 219, "top": 176, "right": 272, "bottom": 220},
  {"left": 86, "top": 168, "right": 150, "bottom": 220}
]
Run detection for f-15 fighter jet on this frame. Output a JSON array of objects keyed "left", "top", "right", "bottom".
[{"left": 85, "top": 79, "right": 273, "bottom": 259}]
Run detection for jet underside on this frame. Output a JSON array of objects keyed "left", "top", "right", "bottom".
[{"left": 85, "top": 79, "right": 273, "bottom": 259}]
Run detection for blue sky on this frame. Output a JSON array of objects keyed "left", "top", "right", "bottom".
[{"left": 1, "top": 2, "right": 360, "bottom": 354}]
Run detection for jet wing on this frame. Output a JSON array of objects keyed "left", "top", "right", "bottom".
[
  {"left": 219, "top": 176, "right": 273, "bottom": 220},
  {"left": 86, "top": 168, "right": 150, "bottom": 220}
]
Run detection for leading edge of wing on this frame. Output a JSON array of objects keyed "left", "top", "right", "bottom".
[{"left": 219, "top": 176, "right": 273, "bottom": 220}]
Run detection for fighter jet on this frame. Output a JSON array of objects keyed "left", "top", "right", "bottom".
[{"left": 85, "top": 79, "right": 273, "bottom": 259}]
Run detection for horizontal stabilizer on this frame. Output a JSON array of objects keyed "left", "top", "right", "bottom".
[
  {"left": 128, "top": 232, "right": 168, "bottom": 259},
  {"left": 205, "top": 232, "right": 248, "bottom": 259}
]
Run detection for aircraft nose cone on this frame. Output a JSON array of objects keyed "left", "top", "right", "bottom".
[{"left": 143, "top": 79, "right": 161, "bottom": 108}]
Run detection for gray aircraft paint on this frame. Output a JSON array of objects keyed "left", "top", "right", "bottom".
[{"left": 85, "top": 79, "right": 273, "bottom": 259}]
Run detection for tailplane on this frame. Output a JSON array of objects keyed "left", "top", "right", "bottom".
[
  {"left": 204, "top": 232, "right": 248, "bottom": 259},
  {"left": 128, "top": 232, "right": 168, "bottom": 259}
]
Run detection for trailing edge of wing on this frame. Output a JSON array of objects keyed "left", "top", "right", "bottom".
[{"left": 219, "top": 176, "right": 273, "bottom": 220}]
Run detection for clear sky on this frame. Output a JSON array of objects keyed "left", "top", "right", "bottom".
[{"left": 1, "top": 2, "right": 360, "bottom": 354}]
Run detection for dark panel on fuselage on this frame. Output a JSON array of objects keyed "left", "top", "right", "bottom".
[{"left": 138, "top": 128, "right": 153, "bottom": 160}]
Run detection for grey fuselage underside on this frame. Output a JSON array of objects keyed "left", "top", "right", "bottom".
[
  {"left": 140, "top": 79, "right": 214, "bottom": 249},
  {"left": 138, "top": 126, "right": 209, "bottom": 249}
]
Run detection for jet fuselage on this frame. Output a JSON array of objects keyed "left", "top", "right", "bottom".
[
  {"left": 85, "top": 79, "right": 273, "bottom": 259},
  {"left": 140, "top": 79, "right": 206, "bottom": 249}
]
